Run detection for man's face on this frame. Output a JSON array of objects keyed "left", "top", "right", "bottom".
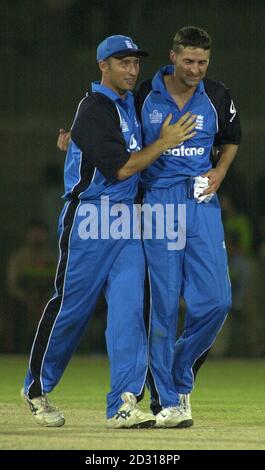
[
  {"left": 171, "top": 46, "right": 210, "bottom": 88},
  {"left": 100, "top": 56, "right": 140, "bottom": 96}
]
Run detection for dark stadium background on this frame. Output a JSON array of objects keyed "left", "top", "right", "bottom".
[{"left": 0, "top": 0, "right": 264, "bottom": 356}]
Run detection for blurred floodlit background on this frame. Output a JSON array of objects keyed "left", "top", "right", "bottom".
[{"left": 0, "top": 0, "right": 264, "bottom": 357}]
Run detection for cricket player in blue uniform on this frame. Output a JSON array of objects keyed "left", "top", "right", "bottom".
[
  {"left": 22, "top": 35, "right": 196, "bottom": 429},
  {"left": 135, "top": 26, "right": 242, "bottom": 427}
]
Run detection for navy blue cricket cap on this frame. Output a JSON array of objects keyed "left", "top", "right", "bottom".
[{"left": 97, "top": 35, "right": 149, "bottom": 61}]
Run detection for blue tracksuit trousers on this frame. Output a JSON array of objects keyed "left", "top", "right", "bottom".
[
  {"left": 143, "top": 181, "right": 232, "bottom": 408},
  {"left": 24, "top": 199, "right": 147, "bottom": 418}
]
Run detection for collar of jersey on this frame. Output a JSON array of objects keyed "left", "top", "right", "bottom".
[
  {"left": 152, "top": 65, "right": 205, "bottom": 97},
  {"left": 91, "top": 81, "right": 134, "bottom": 105}
]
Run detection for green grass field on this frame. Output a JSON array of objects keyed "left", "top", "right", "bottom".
[{"left": 0, "top": 355, "right": 264, "bottom": 450}]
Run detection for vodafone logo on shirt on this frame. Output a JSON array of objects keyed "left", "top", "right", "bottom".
[{"left": 162, "top": 145, "right": 205, "bottom": 157}]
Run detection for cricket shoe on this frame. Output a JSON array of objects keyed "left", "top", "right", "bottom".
[
  {"left": 179, "top": 393, "right": 193, "bottom": 420},
  {"left": 155, "top": 406, "right": 193, "bottom": 428},
  {"left": 21, "top": 388, "right": 65, "bottom": 427},
  {"left": 107, "top": 392, "right": 156, "bottom": 429}
]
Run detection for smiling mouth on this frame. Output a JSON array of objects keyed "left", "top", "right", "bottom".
[{"left": 125, "top": 80, "right": 136, "bottom": 87}]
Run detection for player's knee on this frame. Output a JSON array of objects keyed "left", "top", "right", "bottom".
[{"left": 215, "top": 296, "right": 232, "bottom": 319}]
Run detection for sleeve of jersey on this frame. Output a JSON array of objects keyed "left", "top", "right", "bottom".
[
  {"left": 214, "top": 87, "right": 242, "bottom": 147},
  {"left": 71, "top": 98, "right": 131, "bottom": 180}
]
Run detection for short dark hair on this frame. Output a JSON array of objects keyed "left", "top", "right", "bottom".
[{"left": 172, "top": 26, "right": 212, "bottom": 53}]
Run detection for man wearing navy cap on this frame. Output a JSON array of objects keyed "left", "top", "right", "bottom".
[{"left": 22, "top": 35, "right": 196, "bottom": 429}]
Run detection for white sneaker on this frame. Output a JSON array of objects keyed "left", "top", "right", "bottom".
[
  {"left": 179, "top": 393, "right": 192, "bottom": 420},
  {"left": 155, "top": 406, "right": 193, "bottom": 428},
  {"left": 107, "top": 392, "right": 156, "bottom": 429},
  {"left": 21, "top": 388, "right": 65, "bottom": 427}
]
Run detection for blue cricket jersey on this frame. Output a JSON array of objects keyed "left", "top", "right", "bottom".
[
  {"left": 63, "top": 82, "right": 142, "bottom": 202},
  {"left": 137, "top": 65, "right": 241, "bottom": 189}
]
